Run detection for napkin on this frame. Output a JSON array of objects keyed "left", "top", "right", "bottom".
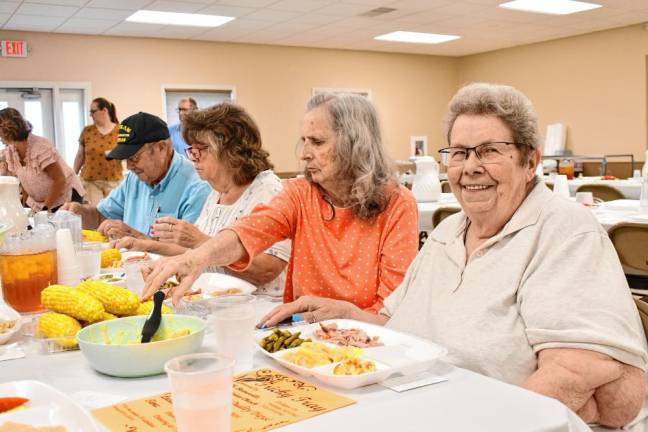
[{"left": 381, "top": 371, "right": 448, "bottom": 392}]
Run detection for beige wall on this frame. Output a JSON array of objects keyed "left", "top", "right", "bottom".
[
  {"left": 0, "top": 30, "right": 459, "bottom": 171},
  {"left": 459, "top": 24, "right": 648, "bottom": 161}
]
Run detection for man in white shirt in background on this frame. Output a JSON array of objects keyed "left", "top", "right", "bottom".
[{"left": 169, "top": 97, "right": 197, "bottom": 155}]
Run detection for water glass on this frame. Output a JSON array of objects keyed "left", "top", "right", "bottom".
[
  {"left": 76, "top": 244, "right": 101, "bottom": 279},
  {"left": 123, "top": 258, "right": 152, "bottom": 297},
  {"left": 207, "top": 295, "right": 256, "bottom": 372},
  {"left": 165, "top": 353, "right": 234, "bottom": 432}
]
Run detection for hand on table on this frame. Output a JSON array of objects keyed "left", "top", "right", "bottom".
[
  {"left": 151, "top": 216, "right": 207, "bottom": 248},
  {"left": 257, "top": 296, "right": 352, "bottom": 329},
  {"left": 111, "top": 236, "right": 140, "bottom": 251},
  {"left": 98, "top": 219, "right": 143, "bottom": 241}
]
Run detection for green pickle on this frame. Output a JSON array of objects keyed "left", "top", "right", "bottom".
[{"left": 260, "top": 329, "right": 308, "bottom": 353}]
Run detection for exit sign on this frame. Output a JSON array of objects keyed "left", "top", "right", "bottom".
[{"left": 1, "top": 40, "right": 28, "bottom": 58}]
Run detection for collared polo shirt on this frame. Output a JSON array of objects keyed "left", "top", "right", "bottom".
[
  {"left": 169, "top": 123, "right": 189, "bottom": 156},
  {"left": 97, "top": 152, "right": 210, "bottom": 235}
]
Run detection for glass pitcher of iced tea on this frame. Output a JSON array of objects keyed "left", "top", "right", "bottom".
[{"left": 0, "top": 226, "right": 57, "bottom": 313}]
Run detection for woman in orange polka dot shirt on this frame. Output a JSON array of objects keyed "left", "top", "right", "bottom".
[{"left": 143, "top": 93, "right": 419, "bottom": 313}]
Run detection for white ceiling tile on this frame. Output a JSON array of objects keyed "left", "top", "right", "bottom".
[
  {"left": 144, "top": 1, "right": 205, "bottom": 13},
  {"left": 153, "top": 25, "right": 212, "bottom": 38},
  {"left": 4, "top": 14, "right": 68, "bottom": 31},
  {"left": 196, "top": 4, "right": 256, "bottom": 17},
  {"left": 86, "top": 0, "right": 153, "bottom": 10},
  {"left": 219, "top": 0, "right": 276, "bottom": 7},
  {"left": 269, "top": 0, "right": 334, "bottom": 13},
  {"left": 315, "top": 3, "right": 377, "bottom": 17},
  {"left": 0, "top": 2, "right": 19, "bottom": 14},
  {"left": 243, "top": 9, "right": 301, "bottom": 21},
  {"left": 74, "top": 8, "right": 134, "bottom": 20},
  {"left": 24, "top": 0, "right": 86, "bottom": 6},
  {"left": 55, "top": 17, "right": 120, "bottom": 31},
  {"left": 16, "top": 3, "right": 79, "bottom": 18},
  {"left": 292, "top": 13, "right": 342, "bottom": 25},
  {"left": 103, "top": 21, "right": 166, "bottom": 36}
]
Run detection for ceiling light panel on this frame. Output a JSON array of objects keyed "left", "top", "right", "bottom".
[
  {"left": 499, "top": 0, "right": 602, "bottom": 15},
  {"left": 375, "top": 31, "right": 460, "bottom": 44},
  {"left": 126, "top": 10, "right": 235, "bottom": 27}
]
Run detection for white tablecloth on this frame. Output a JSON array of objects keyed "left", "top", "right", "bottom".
[
  {"left": 0, "top": 299, "right": 590, "bottom": 432},
  {"left": 568, "top": 178, "right": 642, "bottom": 200},
  {"left": 418, "top": 196, "right": 648, "bottom": 232}
]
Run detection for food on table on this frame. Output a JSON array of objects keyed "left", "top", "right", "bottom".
[
  {"left": 136, "top": 300, "right": 172, "bottom": 316},
  {"left": 281, "top": 342, "right": 362, "bottom": 368},
  {"left": 100, "top": 248, "right": 121, "bottom": 268},
  {"left": 38, "top": 312, "right": 81, "bottom": 348},
  {"left": 313, "top": 322, "right": 383, "bottom": 348},
  {"left": 0, "top": 422, "right": 66, "bottom": 431},
  {"left": 333, "top": 358, "right": 377, "bottom": 375},
  {"left": 82, "top": 229, "right": 107, "bottom": 243},
  {"left": 260, "top": 328, "right": 310, "bottom": 353},
  {"left": 77, "top": 281, "right": 139, "bottom": 315},
  {"left": 41, "top": 285, "right": 105, "bottom": 323},
  {"left": 183, "top": 293, "right": 203, "bottom": 302},
  {"left": 91, "top": 273, "right": 125, "bottom": 284},
  {"left": 92, "top": 312, "right": 118, "bottom": 323},
  {"left": 0, "top": 249, "right": 57, "bottom": 313},
  {"left": 0, "top": 397, "right": 29, "bottom": 413},
  {"left": 0, "top": 319, "right": 16, "bottom": 334},
  {"left": 601, "top": 175, "right": 617, "bottom": 180},
  {"left": 97, "top": 323, "right": 191, "bottom": 345},
  {"left": 161, "top": 279, "right": 179, "bottom": 291},
  {"left": 208, "top": 288, "right": 243, "bottom": 297}
]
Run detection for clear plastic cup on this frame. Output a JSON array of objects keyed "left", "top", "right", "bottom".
[
  {"left": 165, "top": 353, "right": 234, "bottom": 432},
  {"left": 75, "top": 244, "right": 101, "bottom": 279},
  {"left": 207, "top": 295, "right": 256, "bottom": 372},
  {"left": 123, "top": 258, "right": 152, "bottom": 297}
]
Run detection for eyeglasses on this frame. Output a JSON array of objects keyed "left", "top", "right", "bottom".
[
  {"left": 89, "top": 109, "right": 100, "bottom": 115},
  {"left": 127, "top": 145, "right": 149, "bottom": 164},
  {"left": 176, "top": 107, "right": 192, "bottom": 113},
  {"left": 438, "top": 141, "right": 527, "bottom": 167},
  {"left": 185, "top": 145, "right": 209, "bottom": 161}
]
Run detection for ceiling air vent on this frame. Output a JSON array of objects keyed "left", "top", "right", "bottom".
[{"left": 358, "top": 7, "right": 397, "bottom": 17}]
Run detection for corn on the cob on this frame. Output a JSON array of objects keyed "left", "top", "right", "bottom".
[
  {"left": 101, "top": 248, "right": 121, "bottom": 268},
  {"left": 77, "top": 281, "right": 139, "bottom": 315},
  {"left": 41, "top": 285, "right": 105, "bottom": 322},
  {"left": 87, "top": 311, "right": 118, "bottom": 324},
  {"left": 82, "top": 229, "right": 107, "bottom": 243},
  {"left": 38, "top": 312, "right": 81, "bottom": 348},
  {"left": 136, "top": 300, "right": 172, "bottom": 316}
]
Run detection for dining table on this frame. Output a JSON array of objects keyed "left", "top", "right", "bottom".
[
  {"left": 0, "top": 297, "right": 592, "bottom": 432},
  {"left": 418, "top": 194, "right": 648, "bottom": 233},
  {"left": 567, "top": 177, "right": 643, "bottom": 199}
]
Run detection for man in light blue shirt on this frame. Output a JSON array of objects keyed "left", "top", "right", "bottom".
[
  {"left": 63, "top": 111, "right": 210, "bottom": 239},
  {"left": 169, "top": 97, "right": 197, "bottom": 155}
]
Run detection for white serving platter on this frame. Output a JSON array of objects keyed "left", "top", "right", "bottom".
[
  {"left": 187, "top": 272, "right": 256, "bottom": 298},
  {"left": 255, "top": 319, "right": 447, "bottom": 389},
  {"left": 0, "top": 380, "right": 100, "bottom": 431}
]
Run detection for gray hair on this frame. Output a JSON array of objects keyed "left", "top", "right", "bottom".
[
  {"left": 305, "top": 93, "right": 396, "bottom": 219},
  {"left": 445, "top": 83, "right": 539, "bottom": 165}
]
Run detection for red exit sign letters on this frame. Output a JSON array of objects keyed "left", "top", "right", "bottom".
[{"left": 1, "top": 40, "right": 28, "bottom": 58}]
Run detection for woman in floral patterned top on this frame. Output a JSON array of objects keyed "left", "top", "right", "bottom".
[
  {"left": 73, "top": 97, "right": 123, "bottom": 205},
  {"left": 0, "top": 108, "right": 84, "bottom": 212}
]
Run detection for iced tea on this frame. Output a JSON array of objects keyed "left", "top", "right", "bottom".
[{"left": 0, "top": 250, "right": 57, "bottom": 313}]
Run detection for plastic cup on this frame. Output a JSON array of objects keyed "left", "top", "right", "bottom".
[
  {"left": 76, "top": 244, "right": 101, "bottom": 279},
  {"left": 575, "top": 191, "right": 594, "bottom": 207},
  {"left": 634, "top": 169, "right": 642, "bottom": 179},
  {"left": 207, "top": 295, "right": 256, "bottom": 372},
  {"left": 165, "top": 353, "right": 234, "bottom": 432},
  {"left": 552, "top": 174, "right": 570, "bottom": 198},
  {"left": 123, "top": 258, "right": 152, "bottom": 297}
]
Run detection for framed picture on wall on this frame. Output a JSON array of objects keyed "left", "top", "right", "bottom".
[
  {"left": 410, "top": 136, "right": 428, "bottom": 157},
  {"left": 311, "top": 87, "right": 372, "bottom": 100}
]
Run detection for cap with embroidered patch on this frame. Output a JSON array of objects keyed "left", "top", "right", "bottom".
[{"left": 105, "top": 112, "right": 170, "bottom": 160}]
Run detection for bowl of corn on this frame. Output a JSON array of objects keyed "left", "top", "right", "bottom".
[{"left": 77, "top": 314, "right": 205, "bottom": 377}]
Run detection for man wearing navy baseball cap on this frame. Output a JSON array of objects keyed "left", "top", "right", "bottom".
[{"left": 63, "top": 112, "right": 210, "bottom": 239}]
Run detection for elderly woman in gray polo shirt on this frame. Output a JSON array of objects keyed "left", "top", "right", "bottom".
[{"left": 260, "top": 83, "right": 648, "bottom": 430}]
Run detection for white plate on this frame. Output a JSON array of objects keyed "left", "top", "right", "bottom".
[
  {"left": 101, "top": 251, "right": 161, "bottom": 273},
  {"left": 0, "top": 303, "right": 21, "bottom": 345},
  {"left": 255, "top": 319, "right": 447, "bottom": 389},
  {"left": 0, "top": 380, "right": 100, "bottom": 431},
  {"left": 189, "top": 272, "right": 256, "bottom": 297}
]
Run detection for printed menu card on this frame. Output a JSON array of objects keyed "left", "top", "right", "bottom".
[{"left": 92, "top": 368, "right": 356, "bottom": 431}]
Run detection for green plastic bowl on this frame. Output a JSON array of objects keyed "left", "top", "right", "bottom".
[{"left": 77, "top": 315, "right": 205, "bottom": 378}]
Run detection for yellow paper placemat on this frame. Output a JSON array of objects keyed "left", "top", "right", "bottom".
[{"left": 92, "top": 368, "right": 356, "bottom": 431}]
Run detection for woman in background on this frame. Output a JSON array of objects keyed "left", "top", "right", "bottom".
[
  {"left": 0, "top": 107, "right": 84, "bottom": 212},
  {"left": 73, "top": 97, "right": 123, "bottom": 205}
]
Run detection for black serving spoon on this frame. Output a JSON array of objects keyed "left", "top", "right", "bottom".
[{"left": 141, "top": 290, "right": 165, "bottom": 343}]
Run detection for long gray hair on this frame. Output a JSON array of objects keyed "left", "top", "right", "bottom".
[{"left": 305, "top": 93, "right": 396, "bottom": 219}]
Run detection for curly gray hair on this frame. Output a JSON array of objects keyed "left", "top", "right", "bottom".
[
  {"left": 445, "top": 83, "right": 539, "bottom": 165},
  {"left": 305, "top": 93, "right": 396, "bottom": 219}
]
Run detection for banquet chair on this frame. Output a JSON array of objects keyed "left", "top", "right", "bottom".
[
  {"left": 608, "top": 223, "right": 648, "bottom": 294},
  {"left": 633, "top": 296, "right": 648, "bottom": 340},
  {"left": 432, "top": 207, "right": 461, "bottom": 228},
  {"left": 576, "top": 184, "right": 625, "bottom": 201},
  {"left": 441, "top": 181, "right": 451, "bottom": 193},
  {"left": 545, "top": 182, "right": 554, "bottom": 191}
]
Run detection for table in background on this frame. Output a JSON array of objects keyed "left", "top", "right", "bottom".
[
  {"left": 418, "top": 196, "right": 648, "bottom": 232},
  {"left": 567, "top": 177, "right": 642, "bottom": 199},
  {"left": 0, "top": 298, "right": 590, "bottom": 432}
]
